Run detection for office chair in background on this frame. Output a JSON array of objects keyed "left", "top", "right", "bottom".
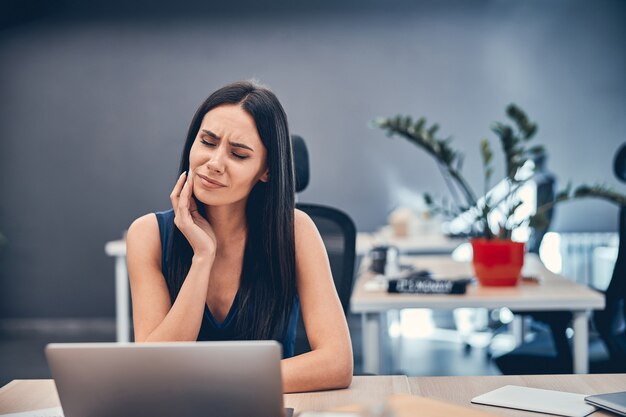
[
  {"left": 592, "top": 143, "right": 626, "bottom": 371},
  {"left": 496, "top": 143, "right": 626, "bottom": 374},
  {"left": 291, "top": 135, "right": 357, "bottom": 355}
]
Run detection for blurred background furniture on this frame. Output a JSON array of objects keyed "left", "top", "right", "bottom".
[
  {"left": 356, "top": 231, "right": 464, "bottom": 257},
  {"left": 351, "top": 253, "right": 604, "bottom": 375},
  {"left": 593, "top": 143, "right": 626, "bottom": 370},
  {"left": 105, "top": 239, "right": 130, "bottom": 343}
]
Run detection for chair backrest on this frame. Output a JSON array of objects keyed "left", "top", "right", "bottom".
[
  {"left": 593, "top": 143, "right": 626, "bottom": 361},
  {"left": 593, "top": 206, "right": 626, "bottom": 361},
  {"left": 295, "top": 203, "right": 357, "bottom": 313},
  {"left": 293, "top": 203, "right": 356, "bottom": 355},
  {"left": 290, "top": 135, "right": 357, "bottom": 355}
]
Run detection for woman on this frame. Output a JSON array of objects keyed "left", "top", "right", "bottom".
[{"left": 126, "top": 81, "right": 353, "bottom": 393}]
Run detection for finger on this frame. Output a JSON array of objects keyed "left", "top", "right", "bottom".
[
  {"left": 189, "top": 190, "right": 199, "bottom": 213},
  {"left": 178, "top": 173, "right": 193, "bottom": 226},
  {"left": 178, "top": 173, "right": 193, "bottom": 223},
  {"left": 189, "top": 192, "right": 205, "bottom": 223},
  {"left": 186, "top": 173, "right": 198, "bottom": 215},
  {"left": 170, "top": 172, "right": 187, "bottom": 210}
]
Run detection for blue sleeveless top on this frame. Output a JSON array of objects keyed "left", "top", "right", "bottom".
[{"left": 155, "top": 209, "right": 299, "bottom": 358}]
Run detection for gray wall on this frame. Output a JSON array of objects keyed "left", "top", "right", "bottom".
[{"left": 1, "top": 0, "right": 624, "bottom": 318}]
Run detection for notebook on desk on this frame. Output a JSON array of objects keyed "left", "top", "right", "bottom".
[
  {"left": 471, "top": 385, "right": 597, "bottom": 417},
  {"left": 43, "top": 341, "right": 292, "bottom": 417}
]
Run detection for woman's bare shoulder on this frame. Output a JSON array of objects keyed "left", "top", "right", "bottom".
[
  {"left": 294, "top": 208, "right": 317, "bottom": 236},
  {"left": 294, "top": 207, "right": 308, "bottom": 222},
  {"left": 294, "top": 208, "right": 326, "bottom": 254},
  {"left": 126, "top": 213, "right": 161, "bottom": 264},
  {"left": 128, "top": 213, "right": 159, "bottom": 238}
]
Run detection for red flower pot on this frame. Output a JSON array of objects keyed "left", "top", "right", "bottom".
[{"left": 471, "top": 238, "right": 525, "bottom": 286}]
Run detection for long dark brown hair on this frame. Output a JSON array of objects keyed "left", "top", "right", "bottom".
[{"left": 166, "top": 81, "right": 296, "bottom": 341}]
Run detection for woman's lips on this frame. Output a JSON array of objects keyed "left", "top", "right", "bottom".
[{"left": 197, "top": 173, "right": 226, "bottom": 189}]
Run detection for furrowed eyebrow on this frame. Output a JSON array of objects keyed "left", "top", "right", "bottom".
[
  {"left": 202, "top": 129, "right": 254, "bottom": 152},
  {"left": 203, "top": 129, "right": 221, "bottom": 141}
]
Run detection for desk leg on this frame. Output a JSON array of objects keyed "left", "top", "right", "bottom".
[
  {"left": 362, "top": 313, "right": 382, "bottom": 374},
  {"left": 572, "top": 310, "right": 589, "bottom": 374},
  {"left": 511, "top": 315, "right": 530, "bottom": 346},
  {"left": 115, "top": 255, "right": 130, "bottom": 343}
]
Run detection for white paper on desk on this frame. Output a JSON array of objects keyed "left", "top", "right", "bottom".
[
  {"left": 364, "top": 278, "right": 388, "bottom": 291},
  {"left": 0, "top": 407, "right": 64, "bottom": 417},
  {"left": 471, "top": 385, "right": 596, "bottom": 417}
]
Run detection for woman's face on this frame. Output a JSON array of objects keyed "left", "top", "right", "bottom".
[{"left": 189, "top": 104, "right": 269, "bottom": 208}]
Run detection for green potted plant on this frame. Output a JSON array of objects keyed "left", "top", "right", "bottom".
[{"left": 373, "top": 105, "right": 626, "bottom": 286}]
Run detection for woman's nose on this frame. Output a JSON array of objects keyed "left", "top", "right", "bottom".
[{"left": 206, "top": 149, "right": 226, "bottom": 174}]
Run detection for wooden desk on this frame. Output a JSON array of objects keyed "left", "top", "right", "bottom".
[
  {"left": 285, "top": 376, "right": 410, "bottom": 412},
  {"left": 350, "top": 254, "right": 605, "bottom": 374},
  {"left": 2, "top": 375, "right": 625, "bottom": 416},
  {"left": 410, "top": 374, "right": 626, "bottom": 416},
  {"left": 0, "top": 377, "right": 410, "bottom": 415}
]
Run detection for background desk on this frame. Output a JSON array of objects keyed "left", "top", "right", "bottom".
[
  {"left": 2, "top": 375, "right": 625, "bottom": 416},
  {"left": 356, "top": 231, "right": 465, "bottom": 256},
  {"left": 350, "top": 254, "right": 605, "bottom": 375}
]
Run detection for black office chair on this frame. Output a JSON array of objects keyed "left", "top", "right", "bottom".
[
  {"left": 290, "top": 135, "right": 357, "bottom": 355},
  {"left": 496, "top": 143, "right": 626, "bottom": 374},
  {"left": 592, "top": 143, "right": 626, "bottom": 371}
]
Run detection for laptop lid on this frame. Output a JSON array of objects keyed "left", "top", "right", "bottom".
[
  {"left": 45, "top": 341, "right": 285, "bottom": 417},
  {"left": 585, "top": 391, "right": 626, "bottom": 417}
]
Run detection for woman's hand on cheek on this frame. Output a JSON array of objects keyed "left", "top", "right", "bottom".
[{"left": 170, "top": 172, "right": 217, "bottom": 259}]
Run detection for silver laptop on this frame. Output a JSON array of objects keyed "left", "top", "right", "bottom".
[
  {"left": 585, "top": 391, "right": 626, "bottom": 416},
  {"left": 45, "top": 341, "right": 288, "bottom": 417}
]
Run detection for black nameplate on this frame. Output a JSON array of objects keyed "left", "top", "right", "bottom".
[{"left": 388, "top": 277, "right": 470, "bottom": 294}]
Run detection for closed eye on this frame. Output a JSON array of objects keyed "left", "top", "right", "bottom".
[{"left": 201, "top": 139, "right": 249, "bottom": 160}]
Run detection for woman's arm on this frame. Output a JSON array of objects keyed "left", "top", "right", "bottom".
[
  {"left": 281, "top": 209, "right": 353, "bottom": 393},
  {"left": 126, "top": 214, "right": 213, "bottom": 342},
  {"left": 127, "top": 172, "right": 217, "bottom": 342}
]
